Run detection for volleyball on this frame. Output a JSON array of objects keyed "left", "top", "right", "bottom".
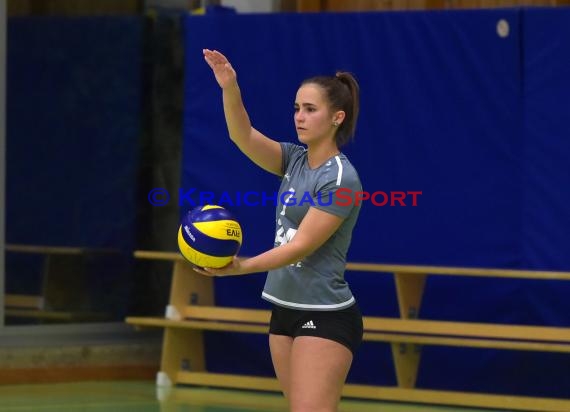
[{"left": 177, "top": 204, "right": 242, "bottom": 269}]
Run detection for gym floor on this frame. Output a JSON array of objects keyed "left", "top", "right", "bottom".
[{"left": 0, "top": 381, "right": 503, "bottom": 412}]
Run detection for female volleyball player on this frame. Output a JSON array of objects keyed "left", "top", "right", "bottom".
[{"left": 199, "top": 48, "right": 363, "bottom": 412}]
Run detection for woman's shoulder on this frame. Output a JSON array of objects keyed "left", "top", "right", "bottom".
[
  {"left": 281, "top": 142, "right": 307, "bottom": 168},
  {"left": 337, "top": 153, "right": 360, "bottom": 179},
  {"left": 281, "top": 141, "right": 307, "bottom": 156},
  {"left": 316, "top": 153, "right": 361, "bottom": 190}
]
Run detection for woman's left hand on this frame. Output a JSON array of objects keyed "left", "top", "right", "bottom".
[{"left": 193, "top": 256, "right": 246, "bottom": 277}]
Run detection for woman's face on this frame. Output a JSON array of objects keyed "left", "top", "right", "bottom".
[{"left": 294, "top": 84, "right": 335, "bottom": 145}]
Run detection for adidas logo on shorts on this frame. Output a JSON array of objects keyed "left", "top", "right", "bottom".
[{"left": 301, "top": 320, "right": 316, "bottom": 329}]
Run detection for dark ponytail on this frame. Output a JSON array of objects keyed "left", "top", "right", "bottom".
[{"left": 301, "top": 71, "right": 360, "bottom": 147}]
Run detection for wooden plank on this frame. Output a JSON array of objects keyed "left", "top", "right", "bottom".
[
  {"left": 346, "top": 262, "right": 570, "bottom": 280},
  {"left": 4, "top": 294, "right": 44, "bottom": 309},
  {"left": 424, "top": 0, "right": 447, "bottom": 8},
  {"left": 325, "top": 0, "right": 395, "bottom": 11},
  {"left": 132, "top": 250, "right": 570, "bottom": 280},
  {"left": 24, "top": 0, "right": 142, "bottom": 16},
  {"left": 5, "top": 244, "right": 86, "bottom": 255},
  {"left": 129, "top": 306, "right": 570, "bottom": 343},
  {"left": 183, "top": 306, "right": 570, "bottom": 344},
  {"left": 184, "top": 306, "right": 271, "bottom": 323},
  {"left": 5, "top": 309, "right": 109, "bottom": 321},
  {"left": 126, "top": 317, "right": 268, "bottom": 334},
  {"left": 405, "top": 0, "right": 435, "bottom": 9},
  {"left": 296, "top": 0, "right": 323, "bottom": 12},
  {"left": 126, "top": 316, "right": 184, "bottom": 327},
  {"left": 177, "top": 371, "right": 570, "bottom": 411},
  {"left": 5, "top": 309, "right": 79, "bottom": 320},
  {"left": 134, "top": 250, "right": 183, "bottom": 261},
  {"left": 126, "top": 317, "right": 570, "bottom": 352},
  {"left": 365, "top": 317, "right": 570, "bottom": 343},
  {"left": 365, "top": 332, "right": 570, "bottom": 352},
  {"left": 5, "top": 244, "right": 117, "bottom": 255}
]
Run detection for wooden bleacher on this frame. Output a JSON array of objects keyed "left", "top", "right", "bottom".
[{"left": 126, "top": 250, "right": 570, "bottom": 412}]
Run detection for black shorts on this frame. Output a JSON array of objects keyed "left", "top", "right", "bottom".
[{"left": 269, "top": 303, "right": 364, "bottom": 356}]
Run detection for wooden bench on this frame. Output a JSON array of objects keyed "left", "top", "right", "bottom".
[
  {"left": 126, "top": 250, "right": 570, "bottom": 412},
  {"left": 4, "top": 244, "right": 114, "bottom": 322}
]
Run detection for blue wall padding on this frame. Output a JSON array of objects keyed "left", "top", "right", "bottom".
[
  {"left": 6, "top": 17, "right": 143, "bottom": 304},
  {"left": 7, "top": 17, "right": 142, "bottom": 250},
  {"left": 182, "top": 8, "right": 570, "bottom": 396},
  {"left": 522, "top": 8, "right": 570, "bottom": 271}
]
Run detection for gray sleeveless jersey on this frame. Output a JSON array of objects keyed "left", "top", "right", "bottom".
[{"left": 261, "top": 142, "right": 362, "bottom": 310}]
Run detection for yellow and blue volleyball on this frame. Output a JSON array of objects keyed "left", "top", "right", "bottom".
[{"left": 177, "top": 205, "right": 242, "bottom": 269}]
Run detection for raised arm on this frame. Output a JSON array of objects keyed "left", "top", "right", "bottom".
[{"left": 203, "top": 49, "right": 282, "bottom": 176}]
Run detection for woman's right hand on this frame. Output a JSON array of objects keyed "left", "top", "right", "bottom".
[{"left": 203, "top": 49, "right": 237, "bottom": 89}]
